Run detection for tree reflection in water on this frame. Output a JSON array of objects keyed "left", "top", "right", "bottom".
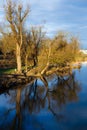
[{"left": 0, "top": 72, "right": 81, "bottom": 130}]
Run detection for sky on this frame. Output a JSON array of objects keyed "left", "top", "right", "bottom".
[{"left": 0, "top": 0, "right": 87, "bottom": 49}]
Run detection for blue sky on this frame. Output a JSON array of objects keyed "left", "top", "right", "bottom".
[{"left": 0, "top": 0, "right": 87, "bottom": 49}]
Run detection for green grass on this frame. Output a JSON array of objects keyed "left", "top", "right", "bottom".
[
  {"left": 0, "top": 68, "right": 16, "bottom": 74},
  {"left": 0, "top": 65, "right": 32, "bottom": 74}
]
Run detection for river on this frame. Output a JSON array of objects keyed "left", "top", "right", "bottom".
[{"left": 0, "top": 63, "right": 87, "bottom": 130}]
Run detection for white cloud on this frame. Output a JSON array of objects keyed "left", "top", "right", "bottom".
[
  {"left": 44, "top": 23, "right": 77, "bottom": 37},
  {"left": 78, "top": 25, "right": 87, "bottom": 30},
  {"left": 29, "top": 0, "right": 61, "bottom": 11},
  {"left": 22, "top": 0, "right": 61, "bottom": 14}
]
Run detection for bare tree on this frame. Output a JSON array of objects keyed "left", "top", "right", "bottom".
[
  {"left": 5, "top": 0, "right": 30, "bottom": 73},
  {"left": 22, "top": 26, "right": 45, "bottom": 72},
  {"left": 30, "top": 26, "right": 45, "bottom": 67}
]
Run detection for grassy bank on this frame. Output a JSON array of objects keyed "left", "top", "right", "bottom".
[{"left": 0, "top": 68, "right": 16, "bottom": 74}]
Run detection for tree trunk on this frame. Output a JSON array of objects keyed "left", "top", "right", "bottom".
[
  {"left": 33, "top": 56, "right": 38, "bottom": 67},
  {"left": 16, "top": 88, "right": 21, "bottom": 129},
  {"left": 16, "top": 43, "right": 22, "bottom": 73},
  {"left": 25, "top": 54, "right": 28, "bottom": 72},
  {"left": 33, "top": 58, "right": 37, "bottom": 67}
]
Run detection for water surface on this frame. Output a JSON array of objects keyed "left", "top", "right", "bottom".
[{"left": 0, "top": 64, "right": 87, "bottom": 130}]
